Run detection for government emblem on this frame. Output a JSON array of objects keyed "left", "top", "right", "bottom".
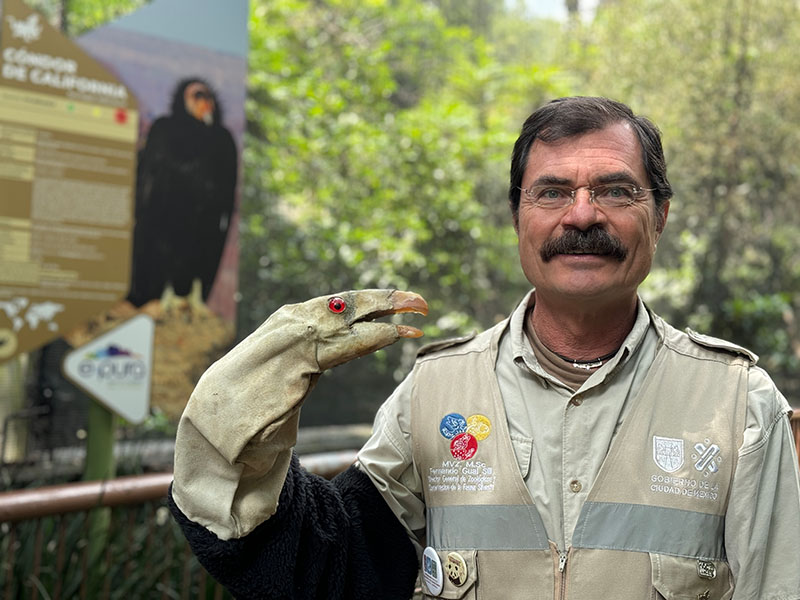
[
  {"left": 653, "top": 436, "right": 684, "bottom": 473},
  {"left": 692, "top": 439, "right": 721, "bottom": 476}
]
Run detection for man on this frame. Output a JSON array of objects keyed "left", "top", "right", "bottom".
[{"left": 169, "top": 96, "right": 800, "bottom": 599}]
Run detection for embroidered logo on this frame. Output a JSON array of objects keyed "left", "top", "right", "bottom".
[
  {"left": 440, "top": 413, "right": 467, "bottom": 439},
  {"left": 439, "top": 412, "right": 491, "bottom": 460},
  {"left": 466, "top": 414, "right": 491, "bottom": 440},
  {"left": 653, "top": 436, "right": 684, "bottom": 473},
  {"left": 450, "top": 433, "right": 477, "bottom": 460},
  {"left": 692, "top": 439, "right": 721, "bottom": 477},
  {"left": 697, "top": 559, "right": 717, "bottom": 580}
]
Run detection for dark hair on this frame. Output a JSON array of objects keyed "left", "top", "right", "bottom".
[
  {"left": 508, "top": 96, "right": 672, "bottom": 226},
  {"left": 170, "top": 77, "right": 224, "bottom": 124}
]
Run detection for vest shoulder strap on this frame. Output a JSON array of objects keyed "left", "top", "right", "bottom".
[
  {"left": 416, "top": 319, "right": 509, "bottom": 360},
  {"left": 649, "top": 310, "right": 758, "bottom": 366},
  {"left": 684, "top": 327, "right": 759, "bottom": 364},
  {"left": 416, "top": 332, "right": 478, "bottom": 358}
]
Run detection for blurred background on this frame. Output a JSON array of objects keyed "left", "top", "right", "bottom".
[
  {"left": 241, "top": 0, "right": 800, "bottom": 421},
  {"left": 1, "top": 0, "right": 799, "bottom": 596}
]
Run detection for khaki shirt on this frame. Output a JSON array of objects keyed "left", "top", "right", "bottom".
[{"left": 358, "top": 291, "right": 800, "bottom": 599}]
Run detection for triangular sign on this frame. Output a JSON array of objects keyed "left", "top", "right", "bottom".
[{"left": 63, "top": 315, "right": 154, "bottom": 423}]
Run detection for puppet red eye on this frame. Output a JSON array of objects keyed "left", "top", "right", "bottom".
[{"left": 328, "top": 297, "right": 346, "bottom": 313}]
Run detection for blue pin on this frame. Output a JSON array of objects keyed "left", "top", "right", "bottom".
[{"left": 439, "top": 413, "right": 467, "bottom": 439}]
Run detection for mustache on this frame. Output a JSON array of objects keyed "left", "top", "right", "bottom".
[{"left": 540, "top": 227, "right": 628, "bottom": 262}]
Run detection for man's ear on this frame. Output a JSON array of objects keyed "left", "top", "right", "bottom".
[{"left": 656, "top": 199, "right": 670, "bottom": 235}]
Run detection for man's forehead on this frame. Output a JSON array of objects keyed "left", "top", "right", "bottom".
[{"left": 525, "top": 122, "right": 646, "bottom": 177}]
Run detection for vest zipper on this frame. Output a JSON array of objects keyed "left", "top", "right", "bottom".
[{"left": 558, "top": 551, "right": 568, "bottom": 599}]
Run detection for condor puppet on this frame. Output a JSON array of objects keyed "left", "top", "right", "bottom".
[{"left": 172, "top": 289, "right": 427, "bottom": 539}]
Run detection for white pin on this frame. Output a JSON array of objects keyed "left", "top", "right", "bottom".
[{"left": 422, "top": 546, "right": 444, "bottom": 595}]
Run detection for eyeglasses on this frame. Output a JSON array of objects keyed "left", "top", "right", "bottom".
[
  {"left": 519, "top": 183, "right": 656, "bottom": 209},
  {"left": 192, "top": 90, "right": 212, "bottom": 101}
]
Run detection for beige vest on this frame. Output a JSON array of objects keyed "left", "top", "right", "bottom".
[{"left": 410, "top": 313, "right": 751, "bottom": 600}]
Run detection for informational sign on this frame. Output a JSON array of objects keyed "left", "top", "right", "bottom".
[
  {"left": 0, "top": 0, "right": 139, "bottom": 363},
  {"left": 62, "top": 314, "right": 153, "bottom": 423}
]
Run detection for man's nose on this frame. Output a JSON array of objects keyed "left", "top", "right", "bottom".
[{"left": 561, "top": 187, "right": 606, "bottom": 230}]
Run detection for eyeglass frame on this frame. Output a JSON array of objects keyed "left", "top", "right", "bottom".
[{"left": 518, "top": 182, "right": 657, "bottom": 210}]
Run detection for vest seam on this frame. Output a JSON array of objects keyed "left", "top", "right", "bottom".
[
  {"left": 584, "top": 499, "right": 726, "bottom": 517},
  {"left": 652, "top": 553, "right": 662, "bottom": 587},
  {"left": 416, "top": 347, "right": 486, "bottom": 363},
  {"left": 380, "top": 415, "right": 411, "bottom": 463},
  {"left": 738, "top": 408, "right": 790, "bottom": 457},
  {"left": 572, "top": 543, "right": 723, "bottom": 561}
]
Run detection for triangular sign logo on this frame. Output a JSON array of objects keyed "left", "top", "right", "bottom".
[{"left": 63, "top": 315, "right": 154, "bottom": 423}]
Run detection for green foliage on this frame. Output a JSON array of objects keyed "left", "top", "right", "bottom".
[
  {"left": 242, "top": 0, "right": 567, "bottom": 423},
  {"left": 63, "top": 0, "right": 150, "bottom": 36},
  {"left": 22, "top": 0, "right": 149, "bottom": 35}
]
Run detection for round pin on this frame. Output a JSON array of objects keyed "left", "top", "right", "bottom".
[
  {"left": 466, "top": 414, "right": 491, "bottom": 441},
  {"left": 439, "top": 413, "right": 467, "bottom": 439},
  {"left": 450, "top": 432, "right": 478, "bottom": 460},
  {"left": 445, "top": 552, "right": 468, "bottom": 587},
  {"left": 422, "top": 547, "right": 443, "bottom": 595}
]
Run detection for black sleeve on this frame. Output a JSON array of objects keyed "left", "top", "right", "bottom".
[{"left": 168, "top": 453, "right": 419, "bottom": 599}]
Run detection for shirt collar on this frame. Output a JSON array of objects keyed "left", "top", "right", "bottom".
[{"left": 507, "top": 289, "right": 652, "bottom": 385}]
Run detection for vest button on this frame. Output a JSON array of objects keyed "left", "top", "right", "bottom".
[
  {"left": 569, "top": 479, "right": 582, "bottom": 493},
  {"left": 571, "top": 397, "right": 583, "bottom": 406}
]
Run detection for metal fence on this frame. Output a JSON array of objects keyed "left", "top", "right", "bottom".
[{"left": 0, "top": 451, "right": 358, "bottom": 599}]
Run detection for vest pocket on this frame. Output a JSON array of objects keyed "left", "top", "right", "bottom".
[
  {"left": 649, "top": 554, "right": 734, "bottom": 600},
  {"left": 509, "top": 434, "right": 533, "bottom": 479},
  {"left": 422, "top": 549, "right": 477, "bottom": 599}
]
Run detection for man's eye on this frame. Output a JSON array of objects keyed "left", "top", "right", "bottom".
[
  {"left": 598, "top": 185, "right": 633, "bottom": 199},
  {"left": 540, "top": 188, "right": 567, "bottom": 200}
]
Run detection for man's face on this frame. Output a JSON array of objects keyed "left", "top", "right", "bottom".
[{"left": 515, "top": 122, "right": 668, "bottom": 307}]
